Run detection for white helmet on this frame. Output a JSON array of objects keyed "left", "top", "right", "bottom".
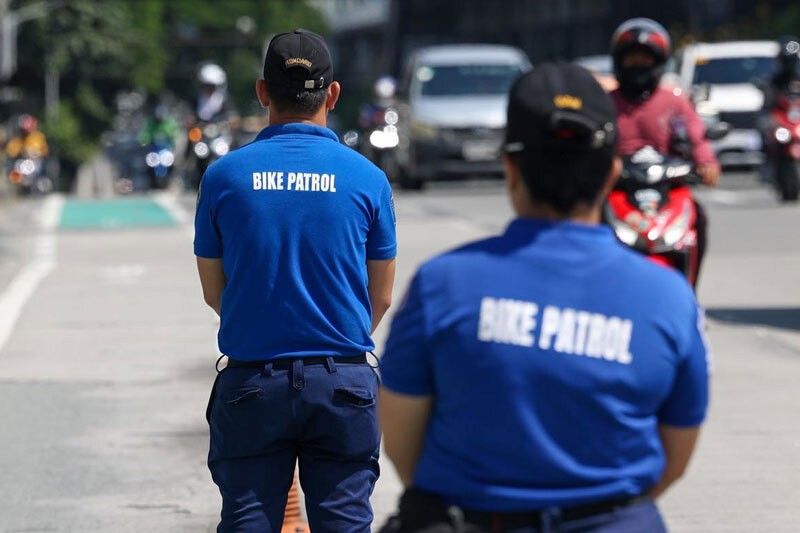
[{"left": 198, "top": 63, "right": 227, "bottom": 87}]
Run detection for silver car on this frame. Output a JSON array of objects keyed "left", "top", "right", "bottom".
[{"left": 395, "top": 44, "right": 531, "bottom": 189}]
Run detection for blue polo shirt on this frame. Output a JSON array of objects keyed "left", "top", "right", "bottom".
[
  {"left": 194, "top": 123, "right": 396, "bottom": 360},
  {"left": 380, "top": 218, "right": 709, "bottom": 511}
]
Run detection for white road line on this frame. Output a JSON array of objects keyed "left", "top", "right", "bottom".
[
  {"left": 0, "top": 194, "right": 64, "bottom": 355},
  {"left": 153, "top": 191, "right": 193, "bottom": 237}
]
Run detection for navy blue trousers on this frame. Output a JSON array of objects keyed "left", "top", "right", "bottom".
[{"left": 207, "top": 357, "right": 381, "bottom": 532}]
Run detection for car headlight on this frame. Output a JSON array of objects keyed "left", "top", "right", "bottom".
[
  {"left": 145, "top": 152, "right": 160, "bottom": 167},
  {"left": 410, "top": 120, "right": 439, "bottom": 140},
  {"left": 211, "top": 138, "right": 230, "bottom": 156}
]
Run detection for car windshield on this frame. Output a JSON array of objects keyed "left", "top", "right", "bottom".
[
  {"left": 416, "top": 64, "right": 523, "bottom": 96},
  {"left": 693, "top": 56, "right": 776, "bottom": 85}
]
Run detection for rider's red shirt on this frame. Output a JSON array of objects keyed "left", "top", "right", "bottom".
[{"left": 611, "top": 87, "right": 718, "bottom": 167}]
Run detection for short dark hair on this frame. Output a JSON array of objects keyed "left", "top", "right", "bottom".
[
  {"left": 513, "top": 146, "right": 615, "bottom": 214},
  {"left": 268, "top": 86, "right": 327, "bottom": 115}
]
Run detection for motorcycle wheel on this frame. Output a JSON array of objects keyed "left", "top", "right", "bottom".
[{"left": 777, "top": 159, "right": 799, "bottom": 202}]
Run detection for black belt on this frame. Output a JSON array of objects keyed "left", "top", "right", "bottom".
[
  {"left": 225, "top": 354, "right": 367, "bottom": 370},
  {"left": 462, "top": 494, "right": 648, "bottom": 529},
  {"left": 389, "top": 488, "right": 648, "bottom": 532}
]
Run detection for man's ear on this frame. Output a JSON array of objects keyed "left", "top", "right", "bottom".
[
  {"left": 255, "top": 79, "right": 270, "bottom": 109},
  {"left": 502, "top": 153, "right": 522, "bottom": 194},
  {"left": 326, "top": 81, "right": 341, "bottom": 112},
  {"left": 601, "top": 156, "right": 622, "bottom": 197}
]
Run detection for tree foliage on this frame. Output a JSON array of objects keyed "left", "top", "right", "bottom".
[{"left": 10, "top": 0, "right": 327, "bottom": 169}]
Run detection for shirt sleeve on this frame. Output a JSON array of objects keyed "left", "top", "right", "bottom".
[
  {"left": 657, "top": 302, "right": 711, "bottom": 427},
  {"left": 193, "top": 167, "right": 223, "bottom": 258},
  {"left": 380, "top": 271, "right": 434, "bottom": 396},
  {"left": 678, "top": 95, "right": 719, "bottom": 168},
  {"left": 366, "top": 178, "right": 397, "bottom": 260}
]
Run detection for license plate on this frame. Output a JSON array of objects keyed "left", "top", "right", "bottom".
[{"left": 462, "top": 141, "right": 499, "bottom": 161}]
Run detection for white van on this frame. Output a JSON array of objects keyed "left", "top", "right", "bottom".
[
  {"left": 395, "top": 44, "right": 531, "bottom": 189},
  {"left": 671, "top": 40, "right": 778, "bottom": 166}
]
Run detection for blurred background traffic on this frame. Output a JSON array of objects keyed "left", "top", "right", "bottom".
[{"left": 1, "top": 0, "right": 800, "bottom": 199}]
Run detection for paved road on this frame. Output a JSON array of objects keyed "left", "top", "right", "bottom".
[{"left": 0, "top": 171, "right": 798, "bottom": 531}]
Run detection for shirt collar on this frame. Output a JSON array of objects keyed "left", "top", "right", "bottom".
[
  {"left": 255, "top": 123, "right": 340, "bottom": 143},
  {"left": 504, "top": 217, "right": 616, "bottom": 243}
]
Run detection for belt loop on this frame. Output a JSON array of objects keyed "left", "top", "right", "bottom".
[
  {"left": 324, "top": 356, "right": 337, "bottom": 374},
  {"left": 541, "top": 507, "right": 561, "bottom": 533},
  {"left": 261, "top": 361, "right": 273, "bottom": 377},
  {"left": 215, "top": 354, "right": 226, "bottom": 373},
  {"left": 291, "top": 359, "right": 305, "bottom": 390}
]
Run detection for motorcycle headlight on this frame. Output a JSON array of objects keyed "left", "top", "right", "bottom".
[
  {"left": 662, "top": 202, "right": 693, "bottom": 248},
  {"left": 776, "top": 127, "right": 792, "bottom": 144},
  {"left": 203, "top": 124, "right": 220, "bottom": 138},
  {"left": 211, "top": 138, "right": 230, "bottom": 156},
  {"left": 369, "top": 126, "right": 399, "bottom": 149},
  {"left": 159, "top": 150, "right": 175, "bottom": 167},
  {"left": 145, "top": 152, "right": 160, "bottom": 168},
  {"left": 646, "top": 165, "right": 665, "bottom": 182},
  {"left": 410, "top": 120, "right": 439, "bottom": 140},
  {"left": 384, "top": 109, "right": 399, "bottom": 125},
  {"left": 194, "top": 142, "right": 210, "bottom": 158},
  {"left": 19, "top": 159, "right": 36, "bottom": 175},
  {"left": 605, "top": 207, "right": 639, "bottom": 247}
]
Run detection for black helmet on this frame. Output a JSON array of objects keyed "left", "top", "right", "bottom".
[
  {"left": 611, "top": 18, "right": 672, "bottom": 100},
  {"left": 777, "top": 36, "right": 800, "bottom": 79}
]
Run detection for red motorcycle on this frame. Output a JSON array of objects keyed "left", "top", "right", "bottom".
[
  {"left": 605, "top": 146, "right": 702, "bottom": 286},
  {"left": 768, "top": 92, "right": 800, "bottom": 201}
]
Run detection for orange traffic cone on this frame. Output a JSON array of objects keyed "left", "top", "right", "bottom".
[{"left": 282, "top": 474, "right": 310, "bottom": 533}]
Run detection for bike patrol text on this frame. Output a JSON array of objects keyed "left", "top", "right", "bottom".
[
  {"left": 478, "top": 297, "right": 634, "bottom": 364},
  {"left": 252, "top": 171, "right": 337, "bottom": 192}
]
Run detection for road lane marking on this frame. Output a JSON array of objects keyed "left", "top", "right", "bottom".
[
  {"left": 0, "top": 194, "right": 64, "bottom": 355},
  {"left": 59, "top": 197, "right": 175, "bottom": 229},
  {"left": 153, "top": 192, "right": 193, "bottom": 238}
]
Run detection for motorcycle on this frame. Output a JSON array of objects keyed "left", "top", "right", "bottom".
[
  {"left": 144, "top": 141, "right": 176, "bottom": 190},
  {"left": 766, "top": 91, "right": 800, "bottom": 201},
  {"left": 8, "top": 154, "right": 52, "bottom": 195},
  {"left": 363, "top": 106, "right": 400, "bottom": 175},
  {"left": 604, "top": 121, "right": 729, "bottom": 287},
  {"left": 186, "top": 121, "right": 233, "bottom": 188},
  {"left": 605, "top": 147, "right": 702, "bottom": 285}
]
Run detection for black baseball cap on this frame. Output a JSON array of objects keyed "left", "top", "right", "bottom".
[
  {"left": 504, "top": 62, "right": 617, "bottom": 157},
  {"left": 263, "top": 29, "right": 333, "bottom": 91}
]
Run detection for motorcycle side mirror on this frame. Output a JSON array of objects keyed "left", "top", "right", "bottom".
[
  {"left": 342, "top": 130, "right": 360, "bottom": 148},
  {"left": 706, "top": 121, "right": 731, "bottom": 141},
  {"left": 691, "top": 83, "right": 712, "bottom": 104}
]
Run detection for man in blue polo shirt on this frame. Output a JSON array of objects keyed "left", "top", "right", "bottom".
[
  {"left": 378, "top": 63, "right": 709, "bottom": 532},
  {"left": 195, "top": 29, "right": 396, "bottom": 532}
]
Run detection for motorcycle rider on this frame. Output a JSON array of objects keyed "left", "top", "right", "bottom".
[
  {"left": 763, "top": 35, "right": 800, "bottom": 107},
  {"left": 139, "top": 98, "right": 179, "bottom": 148},
  {"left": 194, "top": 63, "right": 234, "bottom": 123},
  {"left": 610, "top": 18, "right": 720, "bottom": 282},
  {"left": 357, "top": 76, "right": 399, "bottom": 169},
  {"left": 358, "top": 75, "right": 398, "bottom": 131},
  {"left": 6, "top": 114, "right": 48, "bottom": 159},
  {"left": 759, "top": 36, "right": 800, "bottom": 193}
]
